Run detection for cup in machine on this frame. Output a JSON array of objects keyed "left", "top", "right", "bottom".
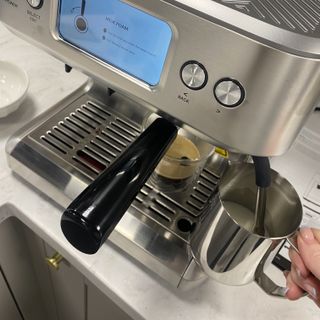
[{"left": 144, "top": 114, "right": 216, "bottom": 192}]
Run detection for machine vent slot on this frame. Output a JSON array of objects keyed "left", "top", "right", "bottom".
[
  {"left": 82, "top": 105, "right": 108, "bottom": 121},
  {"left": 60, "top": 121, "right": 85, "bottom": 139},
  {"left": 54, "top": 126, "right": 80, "bottom": 144},
  {"left": 200, "top": 168, "right": 219, "bottom": 183},
  {"left": 135, "top": 195, "right": 144, "bottom": 203},
  {"left": 65, "top": 117, "right": 90, "bottom": 134},
  {"left": 154, "top": 199, "right": 176, "bottom": 215},
  {"left": 158, "top": 193, "right": 199, "bottom": 218},
  {"left": 74, "top": 150, "right": 106, "bottom": 173},
  {"left": 94, "top": 136, "right": 122, "bottom": 153},
  {"left": 186, "top": 199, "right": 204, "bottom": 211},
  {"left": 87, "top": 101, "right": 112, "bottom": 117},
  {"left": 140, "top": 185, "right": 152, "bottom": 196},
  {"left": 149, "top": 205, "right": 172, "bottom": 222},
  {"left": 100, "top": 130, "right": 128, "bottom": 147},
  {"left": 216, "top": 0, "right": 320, "bottom": 36},
  {"left": 83, "top": 146, "right": 111, "bottom": 164},
  {"left": 112, "top": 120, "right": 139, "bottom": 138},
  {"left": 105, "top": 126, "right": 133, "bottom": 143},
  {"left": 71, "top": 112, "right": 97, "bottom": 130},
  {"left": 89, "top": 141, "right": 117, "bottom": 160},
  {"left": 76, "top": 108, "right": 103, "bottom": 125},
  {"left": 47, "top": 131, "right": 73, "bottom": 149},
  {"left": 40, "top": 136, "right": 67, "bottom": 155},
  {"left": 72, "top": 157, "right": 100, "bottom": 175},
  {"left": 198, "top": 180, "right": 215, "bottom": 191},
  {"left": 190, "top": 193, "right": 207, "bottom": 204},
  {"left": 116, "top": 117, "right": 141, "bottom": 133},
  {"left": 193, "top": 186, "right": 211, "bottom": 198}
]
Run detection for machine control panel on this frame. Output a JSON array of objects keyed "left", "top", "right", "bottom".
[
  {"left": 58, "top": 0, "right": 172, "bottom": 86},
  {"left": 214, "top": 78, "right": 245, "bottom": 108},
  {"left": 180, "top": 61, "right": 208, "bottom": 90},
  {"left": 1, "top": 0, "right": 318, "bottom": 155},
  {"left": 26, "top": 0, "right": 43, "bottom": 9}
]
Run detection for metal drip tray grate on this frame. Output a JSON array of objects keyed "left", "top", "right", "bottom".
[
  {"left": 215, "top": 0, "right": 320, "bottom": 36},
  {"left": 36, "top": 99, "right": 139, "bottom": 176},
  {"left": 28, "top": 94, "right": 219, "bottom": 242}
]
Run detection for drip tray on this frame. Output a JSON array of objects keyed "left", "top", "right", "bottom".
[{"left": 7, "top": 88, "right": 224, "bottom": 285}]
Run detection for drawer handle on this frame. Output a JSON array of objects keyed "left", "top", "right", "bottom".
[{"left": 45, "top": 252, "right": 64, "bottom": 270}]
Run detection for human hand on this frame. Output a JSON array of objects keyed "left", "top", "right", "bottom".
[{"left": 285, "top": 228, "right": 320, "bottom": 307}]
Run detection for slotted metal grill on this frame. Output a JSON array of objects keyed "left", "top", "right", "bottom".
[
  {"left": 216, "top": 0, "right": 320, "bottom": 36},
  {"left": 36, "top": 99, "right": 138, "bottom": 176},
  {"left": 29, "top": 95, "right": 219, "bottom": 242}
]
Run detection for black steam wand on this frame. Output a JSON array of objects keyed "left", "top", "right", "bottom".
[
  {"left": 61, "top": 118, "right": 177, "bottom": 254},
  {"left": 252, "top": 156, "right": 271, "bottom": 236},
  {"left": 80, "top": 0, "right": 86, "bottom": 16}
]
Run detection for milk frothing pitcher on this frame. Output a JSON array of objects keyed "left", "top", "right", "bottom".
[{"left": 191, "top": 163, "right": 302, "bottom": 296}]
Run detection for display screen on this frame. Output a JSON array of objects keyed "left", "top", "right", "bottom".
[{"left": 58, "top": 0, "right": 172, "bottom": 85}]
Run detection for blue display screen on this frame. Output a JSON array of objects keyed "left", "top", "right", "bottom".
[{"left": 58, "top": 0, "right": 172, "bottom": 85}]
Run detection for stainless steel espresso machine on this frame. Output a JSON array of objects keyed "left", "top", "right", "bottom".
[{"left": 1, "top": 0, "right": 320, "bottom": 292}]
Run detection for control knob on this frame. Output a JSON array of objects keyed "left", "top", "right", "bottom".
[
  {"left": 180, "top": 61, "right": 208, "bottom": 90},
  {"left": 214, "top": 78, "right": 245, "bottom": 108},
  {"left": 26, "top": 0, "right": 43, "bottom": 9}
]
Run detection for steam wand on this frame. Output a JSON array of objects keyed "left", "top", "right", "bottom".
[
  {"left": 60, "top": 118, "right": 177, "bottom": 254},
  {"left": 80, "top": 0, "right": 86, "bottom": 16},
  {"left": 252, "top": 156, "right": 271, "bottom": 236}
]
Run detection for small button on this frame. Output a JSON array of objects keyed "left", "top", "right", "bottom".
[
  {"left": 180, "top": 61, "right": 208, "bottom": 90},
  {"left": 75, "top": 16, "right": 88, "bottom": 32},
  {"left": 214, "top": 78, "right": 245, "bottom": 108},
  {"left": 27, "top": 0, "right": 43, "bottom": 9}
]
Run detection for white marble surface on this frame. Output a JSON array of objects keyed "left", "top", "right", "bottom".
[{"left": 0, "top": 22, "right": 319, "bottom": 320}]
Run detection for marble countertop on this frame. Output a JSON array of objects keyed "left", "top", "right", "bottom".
[{"left": 0, "top": 23, "right": 319, "bottom": 320}]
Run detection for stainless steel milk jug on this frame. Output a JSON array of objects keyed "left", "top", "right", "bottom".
[{"left": 191, "top": 163, "right": 302, "bottom": 296}]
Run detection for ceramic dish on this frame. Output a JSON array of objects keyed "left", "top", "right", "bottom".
[{"left": 0, "top": 61, "right": 29, "bottom": 118}]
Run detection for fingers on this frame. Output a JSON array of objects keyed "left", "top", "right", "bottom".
[
  {"left": 288, "top": 247, "right": 310, "bottom": 278},
  {"left": 285, "top": 271, "right": 305, "bottom": 300},
  {"left": 312, "top": 228, "right": 320, "bottom": 243},
  {"left": 297, "top": 228, "right": 320, "bottom": 279},
  {"left": 290, "top": 265, "right": 320, "bottom": 305},
  {"left": 286, "top": 228, "right": 320, "bottom": 307}
]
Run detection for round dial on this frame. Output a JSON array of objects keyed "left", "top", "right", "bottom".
[
  {"left": 214, "top": 78, "right": 245, "bottom": 108},
  {"left": 180, "top": 61, "right": 208, "bottom": 90},
  {"left": 27, "top": 0, "right": 43, "bottom": 9}
]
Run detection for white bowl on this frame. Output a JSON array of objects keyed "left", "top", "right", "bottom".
[{"left": 0, "top": 61, "right": 29, "bottom": 118}]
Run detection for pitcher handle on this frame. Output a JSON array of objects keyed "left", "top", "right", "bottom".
[
  {"left": 255, "top": 269, "right": 288, "bottom": 297},
  {"left": 286, "top": 232, "right": 299, "bottom": 254},
  {"left": 254, "top": 232, "right": 305, "bottom": 297}
]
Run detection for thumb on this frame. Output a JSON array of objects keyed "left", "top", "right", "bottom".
[{"left": 297, "top": 228, "right": 320, "bottom": 280}]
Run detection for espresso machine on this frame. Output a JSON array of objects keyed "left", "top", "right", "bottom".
[{"left": 1, "top": 0, "right": 320, "bottom": 290}]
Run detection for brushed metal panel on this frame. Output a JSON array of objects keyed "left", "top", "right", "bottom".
[{"left": 1, "top": 0, "right": 320, "bottom": 155}]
